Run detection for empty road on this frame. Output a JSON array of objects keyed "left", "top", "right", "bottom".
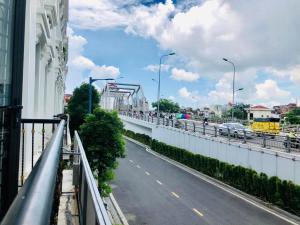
[{"left": 111, "top": 140, "right": 297, "bottom": 225}]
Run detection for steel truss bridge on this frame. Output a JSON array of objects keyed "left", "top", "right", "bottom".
[{"left": 100, "top": 82, "right": 149, "bottom": 113}]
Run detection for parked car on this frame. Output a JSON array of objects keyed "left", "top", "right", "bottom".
[
  {"left": 283, "top": 137, "right": 300, "bottom": 149},
  {"left": 218, "top": 123, "right": 253, "bottom": 138}
]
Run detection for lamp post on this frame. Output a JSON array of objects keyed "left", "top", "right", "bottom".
[
  {"left": 88, "top": 77, "right": 114, "bottom": 113},
  {"left": 223, "top": 58, "right": 236, "bottom": 121},
  {"left": 157, "top": 52, "right": 175, "bottom": 124}
]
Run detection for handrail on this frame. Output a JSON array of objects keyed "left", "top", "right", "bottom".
[
  {"left": 74, "top": 131, "right": 112, "bottom": 225},
  {"left": 21, "top": 118, "right": 61, "bottom": 124},
  {"left": 1, "top": 120, "right": 65, "bottom": 225}
]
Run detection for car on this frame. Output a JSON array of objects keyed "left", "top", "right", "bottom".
[
  {"left": 218, "top": 123, "right": 253, "bottom": 138},
  {"left": 283, "top": 136, "right": 300, "bottom": 149}
]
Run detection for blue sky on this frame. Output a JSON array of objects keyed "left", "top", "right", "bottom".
[{"left": 67, "top": 0, "right": 300, "bottom": 108}]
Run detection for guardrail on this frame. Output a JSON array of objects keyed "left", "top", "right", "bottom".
[
  {"left": 121, "top": 112, "right": 300, "bottom": 153},
  {"left": 73, "top": 131, "right": 112, "bottom": 225},
  {"left": 1, "top": 120, "right": 65, "bottom": 225}
]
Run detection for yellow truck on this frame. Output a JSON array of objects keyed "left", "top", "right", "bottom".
[{"left": 250, "top": 118, "right": 280, "bottom": 136}]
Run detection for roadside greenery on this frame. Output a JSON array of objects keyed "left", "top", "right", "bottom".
[
  {"left": 67, "top": 83, "right": 100, "bottom": 136},
  {"left": 226, "top": 103, "right": 249, "bottom": 120},
  {"left": 152, "top": 98, "right": 180, "bottom": 113},
  {"left": 68, "top": 83, "right": 125, "bottom": 197},
  {"left": 124, "top": 129, "right": 300, "bottom": 216},
  {"left": 286, "top": 107, "right": 300, "bottom": 124},
  {"left": 80, "top": 109, "right": 125, "bottom": 196}
]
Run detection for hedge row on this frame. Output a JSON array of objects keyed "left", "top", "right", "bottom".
[
  {"left": 123, "top": 129, "right": 300, "bottom": 216},
  {"left": 123, "top": 130, "right": 151, "bottom": 146}
]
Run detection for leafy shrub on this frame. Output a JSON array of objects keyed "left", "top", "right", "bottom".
[
  {"left": 80, "top": 109, "right": 125, "bottom": 196},
  {"left": 124, "top": 130, "right": 300, "bottom": 216}
]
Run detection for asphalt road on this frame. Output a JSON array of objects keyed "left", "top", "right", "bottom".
[{"left": 111, "top": 140, "right": 295, "bottom": 225}]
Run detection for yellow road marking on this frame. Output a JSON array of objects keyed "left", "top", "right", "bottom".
[
  {"left": 156, "top": 180, "right": 163, "bottom": 185},
  {"left": 193, "top": 208, "right": 204, "bottom": 217},
  {"left": 136, "top": 165, "right": 141, "bottom": 168},
  {"left": 171, "top": 192, "right": 180, "bottom": 198},
  {"left": 145, "top": 171, "right": 150, "bottom": 175}
]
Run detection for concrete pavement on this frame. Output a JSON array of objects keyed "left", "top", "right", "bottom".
[{"left": 111, "top": 140, "right": 297, "bottom": 225}]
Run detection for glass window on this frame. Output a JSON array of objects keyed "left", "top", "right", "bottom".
[
  {"left": 0, "top": 0, "right": 15, "bottom": 217},
  {"left": 0, "top": 0, "right": 14, "bottom": 106}
]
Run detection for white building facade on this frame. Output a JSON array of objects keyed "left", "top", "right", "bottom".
[
  {"left": 22, "top": 0, "right": 68, "bottom": 120},
  {"left": 21, "top": 0, "right": 69, "bottom": 177},
  {"left": 247, "top": 105, "right": 272, "bottom": 121}
]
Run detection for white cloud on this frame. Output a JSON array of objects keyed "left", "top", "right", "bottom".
[
  {"left": 168, "top": 95, "right": 175, "bottom": 101},
  {"left": 144, "top": 64, "right": 170, "bottom": 73},
  {"left": 171, "top": 68, "right": 200, "bottom": 82},
  {"left": 255, "top": 80, "right": 290, "bottom": 100},
  {"left": 265, "top": 65, "right": 300, "bottom": 85},
  {"left": 178, "top": 87, "right": 192, "bottom": 98},
  {"left": 90, "top": 65, "right": 120, "bottom": 78},
  {"left": 71, "top": 56, "right": 95, "bottom": 70},
  {"left": 70, "top": 0, "right": 300, "bottom": 80},
  {"left": 66, "top": 27, "right": 121, "bottom": 93},
  {"left": 68, "top": 1, "right": 300, "bottom": 103}
]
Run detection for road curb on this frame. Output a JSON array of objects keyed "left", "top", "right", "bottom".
[
  {"left": 108, "top": 193, "right": 129, "bottom": 225},
  {"left": 124, "top": 136, "right": 300, "bottom": 225}
]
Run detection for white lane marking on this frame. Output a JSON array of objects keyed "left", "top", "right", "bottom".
[
  {"left": 140, "top": 144, "right": 299, "bottom": 225},
  {"left": 129, "top": 160, "right": 133, "bottom": 163},
  {"left": 193, "top": 208, "right": 204, "bottom": 217},
  {"left": 136, "top": 165, "right": 141, "bottom": 169},
  {"left": 145, "top": 171, "right": 150, "bottom": 176},
  {"left": 156, "top": 180, "right": 163, "bottom": 185},
  {"left": 171, "top": 192, "right": 180, "bottom": 198}
]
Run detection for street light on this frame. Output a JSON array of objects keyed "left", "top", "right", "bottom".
[
  {"left": 157, "top": 52, "right": 175, "bottom": 124},
  {"left": 88, "top": 77, "right": 115, "bottom": 113},
  {"left": 114, "top": 76, "right": 124, "bottom": 82},
  {"left": 222, "top": 57, "right": 236, "bottom": 121}
]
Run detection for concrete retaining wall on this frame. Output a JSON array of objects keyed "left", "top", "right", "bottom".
[{"left": 121, "top": 115, "right": 300, "bottom": 185}]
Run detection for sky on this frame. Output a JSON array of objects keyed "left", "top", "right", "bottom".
[{"left": 66, "top": 0, "right": 300, "bottom": 108}]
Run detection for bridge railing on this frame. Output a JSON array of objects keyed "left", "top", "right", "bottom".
[
  {"left": 73, "top": 131, "right": 112, "bottom": 225},
  {"left": 120, "top": 112, "right": 299, "bottom": 153}
]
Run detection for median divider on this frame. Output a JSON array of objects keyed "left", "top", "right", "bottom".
[{"left": 123, "top": 129, "right": 300, "bottom": 217}]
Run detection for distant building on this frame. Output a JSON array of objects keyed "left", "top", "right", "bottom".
[
  {"left": 273, "top": 103, "right": 297, "bottom": 118},
  {"left": 247, "top": 105, "right": 272, "bottom": 121},
  {"left": 210, "top": 105, "right": 227, "bottom": 118},
  {"left": 64, "top": 94, "right": 72, "bottom": 106}
]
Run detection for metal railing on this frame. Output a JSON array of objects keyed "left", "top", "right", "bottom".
[
  {"left": 73, "top": 131, "right": 112, "bottom": 225},
  {"left": 121, "top": 112, "right": 300, "bottom": 153},
  {"left": 1, "top": 120, "right": 65, "bottom": 225},
  {"left": 19, "top": 118, "right": 62, "bottom": 186}
]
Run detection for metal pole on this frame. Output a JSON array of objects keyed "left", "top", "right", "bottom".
[
  {"left": 88, "top": 77, "right": 93, "bottom": 114},
  {"left": 232, "top": 62, "right": 236, "bottom": 121},
  {"left": 157, "top": 56, "right": 162, "bottom": 125}
]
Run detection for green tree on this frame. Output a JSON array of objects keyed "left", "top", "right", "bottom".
[
  {"left": 226, "top": 103, "right": 249, "bottom": 120},
  {"left": 67, "top": 83, "right": 100, "bottom": 135},
  {"left": 286, "top": 107, "right": 300, "bottom": 124},
  {"left": 79, "top": 108, "right": 125, "bottom": 196},
  {"left": 152, "top": 98, "right": 180, "bottom": 113}
]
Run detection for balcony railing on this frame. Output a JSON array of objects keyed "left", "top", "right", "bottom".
[
  {"left": 1, "top": 120, "right": 65, "bottom": 224},
  {"left": 19, "top": 118, "right": 62, "bottom": 186},
  {"left": 2, "top": 117, "right": 112, "bottom": 225},
  {"left": 73, "top": 131, "right": 112, "bottom": 225}
]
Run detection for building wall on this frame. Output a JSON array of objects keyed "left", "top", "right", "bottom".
[{"left": 21, "top": 0, "right": 68, "bottom": 177}]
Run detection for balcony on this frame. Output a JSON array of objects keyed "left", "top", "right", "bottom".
[{"left": 1, "top": 117, "right": 112, "bottom": 225}]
